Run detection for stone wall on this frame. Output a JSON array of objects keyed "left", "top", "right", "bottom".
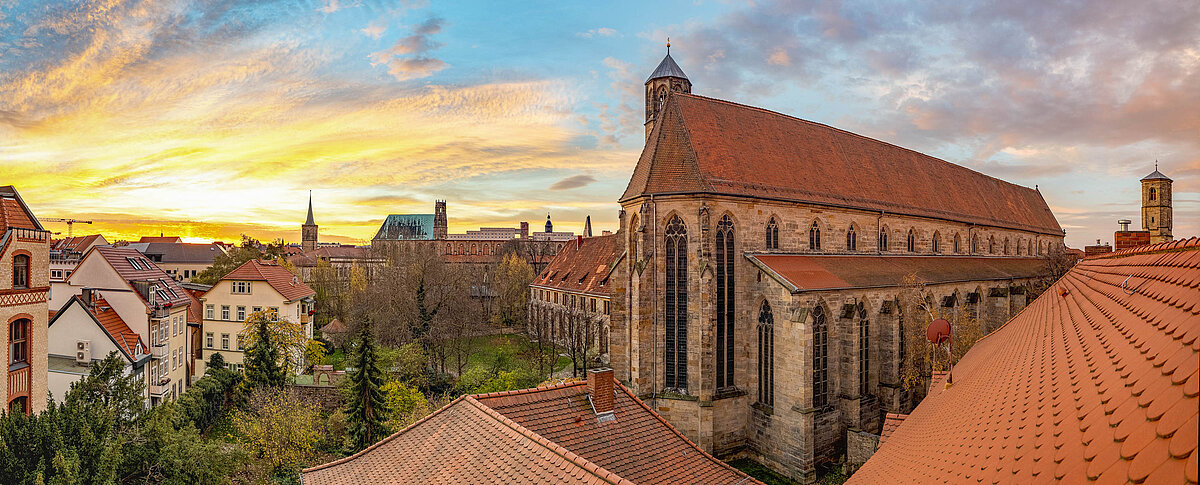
[
  {"left": 289, "top": 384, "right": 344, "bottom": 413},
  {"left": 846, "top": 429, "right": 880, "bottom": 473}
]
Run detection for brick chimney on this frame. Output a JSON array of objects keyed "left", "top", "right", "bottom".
[{"left": 587, "top": 367, "right": 615, "bottom": 417}]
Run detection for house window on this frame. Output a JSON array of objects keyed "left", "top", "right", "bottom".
[
  {"left": 812, "top": 306, "right": 829, "bottom": 407},
  {"left": 846, "top": 225, "right": 857, "bottom": 251},
  {"left": 664, "top": 215, "right": 688, "bottom": 391},
  {"left": 858, "top": 305, "right": 870, "bottom": 397},
  {"left": 809, "top": 221, "right": 821, "bottom": 250},
  {"left": 9, "top": 318, "right": 30, "bottom": 366},
  {"left": 205, "top": 304, "right": 214, "bottom": 319},
  {"left": 221, "top": 306, "right": 230, "bottom": 320},
  {"left": 12, "top": 254, "right": 30, "bottom": 289},
  {"left": 232, "top": 281, "right": 251, "bottom": 294},
  {"left": 765, "top": 217, "right": 779, "bottom": 250},
  {"left": 50, "top": 269, "right": 63, "bottom": 280},
  {"left": 757, "top": 301, "right": 774, "bottom": 407},
  {"left": 716, "top": 215, "right": 735, "bottom": 390},
  {"left": 236, "top": 306, "right": 246, "bottom": 321},
  {"left": 603, "top": 300, "right": 610, "bottom": 315},
  {"left": 206, "top": 332, "right": 214, "bottom": 348},
  {"left": 237, "top": 335, "right": 244, "bottom": 351},
  {"left": 252, "top": 306, "right": 262, "bottom": 314},
  {"left": 879, "top": 227, "right": 889, "bottom": 252},
  {"left": 1149, "top": 187, "right": 1156, "bottom": 201},
  {"left": 268, "top": 306, "right": 278, "bottom": 316},
  {"left": 907, "top": 229, "right": 916, "bottom": 252},
  {"left": 221, "top": 333, "right": 229, "bottom": 350}
]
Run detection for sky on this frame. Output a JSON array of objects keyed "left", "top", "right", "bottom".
[{"left": 1, "top": 0, "right": 1196, "bottom": 248}]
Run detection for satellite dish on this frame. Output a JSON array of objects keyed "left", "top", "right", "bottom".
[{"left": 926, "top": 318, "right": 951, "bottom": 345}]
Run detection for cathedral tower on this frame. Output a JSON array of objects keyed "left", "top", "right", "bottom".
[
  {"left": 301, "top": 191, "right": 318, "bottom": 252},
  {"left": 1141, "top": 164, "right": 1173, "bottom": 244},
  {"left": 645, "top": 41, "right": 691, "bottom": 139},
  {"left": 545, "top": 214, "right": 553, "bottom": 233},
  {"left": 434, "top": 200, "right": 448, "bottom": 240}
]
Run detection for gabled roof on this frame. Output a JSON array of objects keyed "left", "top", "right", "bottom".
[
  {"left": 50, "top": 295, "right": 145, "bottom": 362},
  {"left": 646, "top": 53, "right": 688, "bottom": 81},
  {"left": 302, "top": 381, "right": 758, "bottom": 485},
  {"left": 90, "top": 246, "right": 192, "bottom": 308},
  {"left": 219, "top": 259, "right": 314, "bottom": 302},
  {"left": 622, "top": 94, "right": 1063, "bottom": 235},
  {"left": 137, "top": 236, "right": 183, "bottom": 243},
  {"left": 125, "top": 241, "right": 225, "bottom": 263},
  {"left": 51, "top": 234, "right": 105, "bottom": 252},
  {"left": 850, "top": 237, "right": 1200, "bottom": 484},
  {"left": 533, "top": 235, "right": 622, "bottom": 297},
  {"left": 0, "top": 185, "right": 43, "bottom": 232},
  {"left": 748, "top": 254, "right": 1045, "bottom": 293},
  {"left": 321, "top": 318, "right": 348, "bottom": 334}
]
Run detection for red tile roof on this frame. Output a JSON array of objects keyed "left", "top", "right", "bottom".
[
  {"left": 878, "top": 413, "right": 907, "bottom": 447},
  {"left": 287, "top": 246, "right": 373, "bottom": 267},
  {"left": 302, "top": 381, "right": 759, "bottom": 485},
  {"left": 91, "top": 246, "right": 192, "bottom": 308},
  {"left": 850, "top": 237, "right": 1200, "bottom": 485},
  {"left": 749, "top": 254, "right": 1046, "bottom": 292},
  {"left": 51, "top": 234, "right": 103, "bottom": 252},
  {"left": 533, "top": 235, "right": 622, "bottom": 297},
  {"left": 51, "top": 295, "right": 145, "bottom": 361},
  {"left": 0, "top": 185, "right": 41, "bottom": 232},
  {"left": 137, "top": 236, "right": 182, "bottom": 243},
  {"left": 320, "top": 318, "right": 348, "bottom": 334},
  {"left": 220, "top": 259, "right": 314, "bottom": 302},
  {"left": 623, "top": 94, "right": 1062, "bottom": 236}
]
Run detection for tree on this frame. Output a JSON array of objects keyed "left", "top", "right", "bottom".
[
  {"left": 344, "top": 322, "right": 389, "bottom": 452},
  {"left": 896, "top": 274, "right": 985, "bottom": 395},
  {"left": 191, "top": 235, "right": 267, "bottom": 285},
  {"left": 243, "top": 311, "right": 288, "bottom": 389},
  {"left": 493, "top": 252, "right": 534, "bottom": 327},
  {"left": 381, "top": 381, "right": 428, "bottom": 432},
  {"left": 231, "top": 388, "right": 321, "bottom": 474}
]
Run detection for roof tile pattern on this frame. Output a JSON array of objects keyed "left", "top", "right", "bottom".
[
  {"left": 221, "top": 259, "right": 314, "bottom": 302},
  {"left": 623, "top": 94, "right": 1062, "bottom": 235},
  {"left": 750, "top": 255, "right": 1046, "bottom": 293},
  {"left": 90, "top": 297, "right": 143, "bottom": 360},
  {"left": 849, "top": 238, "right": 1200, "bottom": 485},
  {"left": 533, "top": 235, "right": 622, "bottom": 296},
  {"left": 51, "top": 234, "right": 103, "bottom": 252},
  {"left": 0, "top": 186, "right": 39, "bottom": 232},
  {"left": 878, "top": 413, "right": 907, "bottom": 447},
  {"left": 302, "top": 395, "right": 631, "bottom": 485},
  {"left": 92, "top": 246, "right": 191, "bottom": 307},
  {"left": 475, "top": 382, "right": 753, "bottom": 485}
]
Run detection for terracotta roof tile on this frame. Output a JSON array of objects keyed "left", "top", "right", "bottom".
[
  {"left": 51, "top": 234, "right": 103, "bottom": 252},
  {"left": 219, "top": 259, "right": 314, "bottom": 302},
  {"left": 750, "top": 254, "right": 1046, "bottom": 292},
  {"left": 623, "top": 94, "right": 1063, "bottom": 235},
  {"left": 533, "top": 235, "right": 623, "bottom": 296},
  {"left": 879, "top": 413, "right": 907, "bottom": 447},
  {"left": 91, "top": 246, "right": 192, "bottom": 308},
  {"left": 0, "top": 186, "right": 40, "bottom": 232},
  {"left": 849, "top": 237, "right": 1200, "bottom": 485}
]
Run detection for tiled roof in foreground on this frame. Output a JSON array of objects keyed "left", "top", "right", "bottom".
[
  {"left": 849, "top": 238, "right": 1200, "bottom": 484},
  {"left": 302, "top": 381, "right": 757, "bottom": 485}
]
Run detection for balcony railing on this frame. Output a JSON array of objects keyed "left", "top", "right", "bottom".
[
  {"left": 7, "top": 364, "right": 31, "bottom": 398},
  {"left": 6, "top": 227, "right": 50, "bottom": 242},
  {"left": 149, "top": 306, "right": 170, "bottom": 319},
  {"left": 300, "top": 314, "right": 311, "bottom": 324},
  {"left": 149, "top": 377, "right": 171, "bottom": 396},
  {"left": 150, "top": 342, "right": 169, "bottom": 359}
]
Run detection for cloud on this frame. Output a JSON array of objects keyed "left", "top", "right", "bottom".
[
  {"left": 361, "top": 20, "right": 386, "bottom": 38},
  {"left": 577, "top": 27, "right": 617, "bottom": 38},
  {"left": 369, "top": 17, "right": 448, "bottom": 81},
  {"left": 548, "top": 174, "right": 597, "bottom": 190}
]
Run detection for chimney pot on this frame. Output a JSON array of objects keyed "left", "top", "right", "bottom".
[
  {"left": 577, "top": 235, "right": 583, "bottom": 247},
  {"left": 587, "top": 367, "right": 615, "bottom": 416}
]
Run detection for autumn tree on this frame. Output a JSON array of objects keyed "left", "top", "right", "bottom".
[
  {"left": 896, "top": 274, "right": 984, "bottom": 395},
  {"left": 231, "top": 388, "right": 322, "bottom": 474},
  {"left": 493, "top": 251, "right": 534, "bottom": 327},
  {"left": 344, "top": 322, "right": 389, "bottom": 452},
  {"left": 192, "top": 235, "right": 286, "bottom": 285}
]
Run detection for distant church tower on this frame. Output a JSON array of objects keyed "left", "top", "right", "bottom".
[
  {"left": 301, "top": 191, "right": 318, "bottom": 252},
  {"left": 583, "top": 215, "right": 593, "bottom": 237},
  {"left": 1141, "top": 164, "right": 1173, "bottom": 244},
  {"left": 434, "top": 200, "right": 448, "bottom": 239},
  {"left": 545, "top": 214, "right": 553, "bottom": 233},
  {"left": 645, "top": 41, "right": 691, "bottom": 139}
]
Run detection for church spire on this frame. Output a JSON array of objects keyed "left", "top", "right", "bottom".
[
  {"left": 305, "top": 190, "right": 315, "bottom": 226},
  {"left": 583, "top": 215, "right": 593, "bottom": 237},
  {"left": 645, "top": 40, "right": 692, "bottom": 139}
]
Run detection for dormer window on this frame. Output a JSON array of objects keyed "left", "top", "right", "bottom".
[{"left": 126, "top": 257, "right": 143, "bottom": 270}]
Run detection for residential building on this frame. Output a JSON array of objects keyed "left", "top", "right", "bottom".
[
  {"left": 198, "top": 259, "right": 315, "bottom": 375},
  {"left": 849, "top": 237, "right": 1199, "bottom": 484},
  {"left": 528, "top": 234, "right": 623, "bottom": 365},
  {"left": 1, "top": 186, "right": 51, "bottom": 415},
  {"left": 301, "top": 368, "right": 760, "bottom": 484},
  {"left": 121, "top": 240, "right": 229, "bottom": 282},
  {"left": 47, "top": 290, "right": 149, "bottom": 403},
  {"left": 610, "top": 49, "right": 1065, "bottom": 482},
  {"left": 50, "top": 246, "right": 191, "bottom": 405},
  {"left": 49, "top": 234, "right": 108, "bottom": 282}
]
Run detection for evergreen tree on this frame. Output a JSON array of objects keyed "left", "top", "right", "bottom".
[
  {"left": 344, "top": 322, "right": 389, "bottom": 452},
  {"left": 244, "top": 312, "right": 286, "bottom": 389}
]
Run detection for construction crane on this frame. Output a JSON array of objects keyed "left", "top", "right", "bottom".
[{"left": 43, "top": 218, "right": 93, "bottom": 237}]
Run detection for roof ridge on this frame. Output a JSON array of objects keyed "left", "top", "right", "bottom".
[
  {"left": 301, "top": 395, "right": 469, "bottom": 474},
  {"left": 673, "top": 92, "right": 1043, "bottom": 196},
  {"left": 1090, "top": 236, "right": 1199, "bottom": 259},
  {"left": 464, "top": 396, "right": 634, "bottom": 485},
  {"left": 472, "top": 380, "right": 587, "bottom": 400}
]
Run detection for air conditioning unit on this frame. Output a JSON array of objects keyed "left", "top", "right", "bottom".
[{"left": 76, "top": 340, "right": 92, "bottom": 364}]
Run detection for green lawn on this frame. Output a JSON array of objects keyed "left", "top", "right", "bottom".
[
  {"left": 460, "top": 333, "right": 569, "bottom": 375},
  {"left": 728, "top": 458, "right": 799, "bottom": 485}
]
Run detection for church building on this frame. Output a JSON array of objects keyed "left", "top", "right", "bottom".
[{"left": 609, "top": 48, "right": 1066, "bottom": 482}]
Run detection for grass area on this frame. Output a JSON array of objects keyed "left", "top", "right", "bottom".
[
  {"left": 460, "top": 333, "right": 569, "bottom": 376},
  {"left": 323, "top": 348, "right": 347, "bottom": 370},
  {"left": 728, "top": 458, "right": 799, "bottom": 485}
]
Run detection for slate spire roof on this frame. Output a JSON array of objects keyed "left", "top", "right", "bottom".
[
  {"left": 849, "top": 237, "right": 1200, "bottom": 484},
  {"left": 1143, "top": 162, "right": 1172, "bottom": 181},
  {"left": 305, "top": 190, "right": 315, "bottom": 225},
  {"left": 646, "top": 51, "right": 688, "bottom": 82}
]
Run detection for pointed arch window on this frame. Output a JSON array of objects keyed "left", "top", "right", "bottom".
[
  {"left": 907, "top": 229, "right": 916, "bottom": 252},
  {"left": 1003, "top": 238, "right": 1010, "bottom": 255},
  {"left": 846, "top": 225, "right": 857, "bottom": 251},
  {"left": 809, "top": 221, "right": 821, "bottom": 251},
  {"left": 989, "top": 236, "right": 996, "bottom": 254},
  {"left": 716, "top": 215, "right": 735, "bottom": 390},
  {"left": 757, "top": 301, "right": 774, "bottom": 406},
  {"left": 1149, "top": 187, "right": 1157, "bottom": 201},
  {"left": 812, "top": 305, "right": 829, "bottom": 407},
  {"left": 664, "top": 215, "right": 688, "bottom": 391},
  {"left": 765, "top": 217, "right": 779, "bottom": 250},
  {"left": 932, "top": 232, "right": 941, "bottom": 253},
  {"left": 954, "top": 234, "right": 961, "bottom": 254},
  {"left": 879, "top": 227, "right": 889, "bottom": 252},
  {"left": 858, "top": 304, "right": 870, "bottom": 396}
]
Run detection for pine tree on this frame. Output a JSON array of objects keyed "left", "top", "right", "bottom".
[
  {"left": 345, "top": 322, "right": 389, "bottom": 452},
  {"left": 243, "top": 312, "right": 286, "bottom": 389}
]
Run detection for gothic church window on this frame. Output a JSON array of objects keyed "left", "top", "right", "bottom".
[
  {"left": 757, "top": 301, "right": 774, "bottom": 407},
  {"left": 846, "top": 225, "right": 857, "bottom": 251},
  {"left": 1150, "top": 187, "right": 1157, "bottom": 201},
  {"left": 716, "top": 215, "right": 735, "bottom": 390},
  {"left": 932, "top": 232, "right": 941, "bottom": 253},
  {"left": 989, "top": 236, "right": 996, "bottom": 254},
  {"left": 879, "top": 227, "right": 889, "bottom": 252},
  {"left": 664, "top": 215, "right": 689, "bottom": 391},
  {"left": 809, "top": 221, "right": 821, "bottom": 251},
  {"left": 765, "top": 217, "right": 779, "bottom": 250},
  {"left": 858, "top": 304, "right": 870, "bottom": 396},
  {"left": 812, "top": 305, "right": 829, "bottom": 407},
  {"left": 954, "top": 234, "right": 961, "bottom": 253},
  {"left": 907, "top": 229, "right": 916, "bottom": 252}
]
